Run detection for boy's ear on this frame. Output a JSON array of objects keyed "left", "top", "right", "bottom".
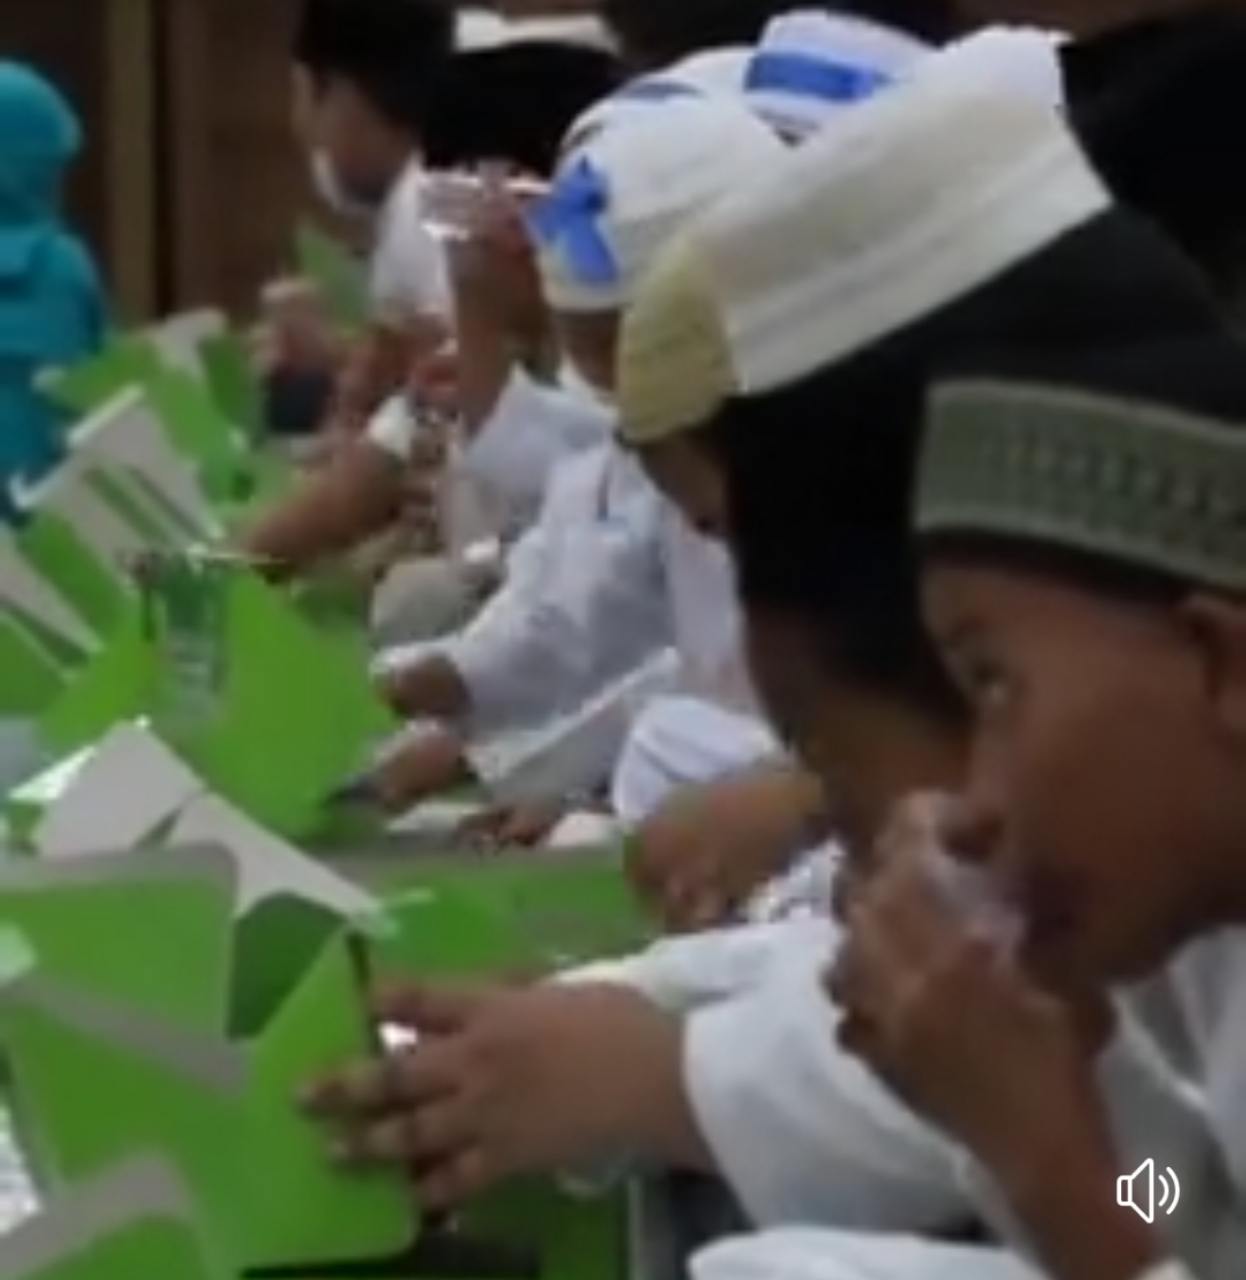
[{"left": 1179, "top": 593, "right": 1246, "bottom": 740}]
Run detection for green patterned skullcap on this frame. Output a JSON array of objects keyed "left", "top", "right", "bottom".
[{"left": 917, "top": 379, "right": 1246, "bottom": 592}]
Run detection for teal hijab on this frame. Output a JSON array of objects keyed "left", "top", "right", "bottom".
[{"left": 0, "top": 61, "right": 107, "bottom": 496}]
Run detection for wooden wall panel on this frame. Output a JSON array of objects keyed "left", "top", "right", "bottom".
[
  {"left": 163, "top": 0, "right": 309, "bottom": 318},
  {"left": 0, "top": 0, "right": 119, "bottom": 303},
  {"left": 3, "top": 2, "right": 603, "bottom": 322}
]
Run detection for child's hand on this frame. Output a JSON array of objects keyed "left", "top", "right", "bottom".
[
  {"left": 334, "top": 316, "right": 450, "bottom": 435},
  {"left": 828, "top": 797, "right": 1114, "bottom": 1190},
  {"left": 398, "top": 466, "right": 443, "bottom": 549},
  {"left": 830, "top": 794, "right": 1166, "bottom": 1280},
  {"left": 377, "top": 656, "right": 471, "bottom": 721},
  {"left": 302, "top": 982, "right": 684, "bottom": 1207},
  {"left": 628, "top": 768, "right": 829, "bottom": 932},
  {"left": 405, "top": 344, "right": 462, "bottom": 428},
  {"left": 456, "top": 800, "right": 568, "bottom": 850},
  {"left": 367, "top": 728, "right": 471, "bottom": 813},
  {"left": 447, "top": 188, "right": 546, "bottom": 345},
  {"left": 257, "top": 277, "right": 342, "bottom": 375}
]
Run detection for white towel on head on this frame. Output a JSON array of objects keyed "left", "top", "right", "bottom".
[
  {"left": 584, "top": 14, "right": 926, "bottom": 148},
  {"left": 615, "top": 25, "right": 1086, "bottom": 445},
  {"left": 669, "top": 46, "right": 755, "bottom": 95},
  {"left": 701, "top": 44, "right": 1107, "bottom": 396},
  {"left": 532, "top": 93, "right": 784, "bottom": 313},
  {"left": 745, "top": 10, "right": 929, "bottom": 141},
  {"left": 935, "top": 24, "right": 1067, "bottom": 108}
]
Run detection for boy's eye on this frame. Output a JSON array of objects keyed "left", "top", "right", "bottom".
[{"left": 965, "top": 658, "right": 1012, "bottom": 715}]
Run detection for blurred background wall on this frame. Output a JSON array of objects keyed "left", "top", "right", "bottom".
[
  {"left": 0, "top": 0, "right": 599, "bottom": 324},
  {"left": 0, "top": 0, "right": 309, "bottom": 323}
]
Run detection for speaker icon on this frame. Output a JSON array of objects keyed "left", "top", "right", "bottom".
[{"left": 1117, "top": 1159, "right": 1181, "bottom": 1224}]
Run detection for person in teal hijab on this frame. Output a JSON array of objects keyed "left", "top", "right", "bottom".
[{"left": 0, "top": 61, "right": 107, "bottom": 507}]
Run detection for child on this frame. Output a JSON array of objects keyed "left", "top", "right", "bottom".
[
  {"left": 292, "top": 0, "right": 454, "bottom": 319},
  {"left": 243, "top": 40, "right": 621, "bottom": 580},
  {"left": 307, "top": 57, "right": 1234, "bottom": 1276},
  {"left": 646, "top": 37, "right": 1245, "bottom": 1280},
  {"left": 287, "top": 0, "right": 455, "bottom": 440},
  {"left": 612, "top": 9, "right": 1227, "bottom": 922},
  {"left": 0, "top": 62, "right": 106, "bottom": 496},
  {"left": 818, "top": 343, "right": 1246, "bottom": 1280},
  {"left": 369, "top": 6, "right": 950, "bottom": 822},
  {"left": 368, "top": 90, "right": 786, "bottom": 813}
]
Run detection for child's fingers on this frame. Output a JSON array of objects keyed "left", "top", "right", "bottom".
[
  {"left": 417, "top": 1146, "right": 496, "bottom": 1210},
  {"left": 302, "top": 1038, "right": 467, "bottom": 1125},
  {"left": 332, "top": 1097, "right": 475, "bottom": 1168},
  {"left": 662, "top": 876, "right": 725, "bottom": 932},
  {"left": 300, "top": 1053, "right": 416, "bottom": 1117},
  {"left": 687, "top": 889, "right": 732, "bottom": 930},
  {"left": 374, "top": 981, "right": 496, "bottom": 1033}
]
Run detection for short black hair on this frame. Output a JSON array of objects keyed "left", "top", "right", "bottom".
[
  {"left": 714, "top": 210, "right": 1220, "bottom": 720},
  {"left": 1067, "top": 5, "right": 1246, "bottom": 311},
  {"left": 421, "top": 43, "right": 622, "bottom": 176},
  {"left": 713, "top": 384, "right": 963, "bottom": 723},
  {"left": 293, "top": 0, "right": 456, "bottom": 134},
  {"left": 602, "top": 0, "right": 957, "bottom": 72}
]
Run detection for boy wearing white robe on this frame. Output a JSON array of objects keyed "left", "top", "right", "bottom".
[
  {"left": 308, "top": 44, "right": 1246, "bottom": 1280},
  {"left": 366, "top": 90, "right": 787, "bottom": 812},
  {"left": 369, "top": 9, "right": 951, "bottom": 831}
]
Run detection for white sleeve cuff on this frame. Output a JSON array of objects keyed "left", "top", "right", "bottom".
[
  {"left": 364, "top": 394, "right": 422, "bottom": 462},
  {"left": 558, "top": 918, "right": 832, "bottom": 1016},
  {"left": 462, "top": 367, "right": 615, "bottom": 535},
  {"left": 449, "top": 619, "right": 534, "bottom": 734},
  {"left": 464, "top": 652, "right": 679, "bottom": 802},
  {"left": 683, "top": 964, "right": 972, "bottom": 1231}
]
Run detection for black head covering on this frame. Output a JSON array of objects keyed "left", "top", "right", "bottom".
[
  {"left": 421, "top": 43, "right": 623, "bottom": 176},
  {"left": 1067, "top": 5, "right": 1246, "bottom": 310},
  {"left": 714, "top": 208, "right": 1224, "bottom": 711}
]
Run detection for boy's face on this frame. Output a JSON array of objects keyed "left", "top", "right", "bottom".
[
  {"left": 291, "top": 66, "right": 412, "bottom": 211},
  {"left": 922, "top": 560, "right": 1246, "bottom": 990},
  {"left": 636, "top": 435, "right": 728, "bottom": 539},
  {"left": 553, "top": 309, "right": 728, "bottom": 538},
  {"left": 743, "top": 606, "right": 964, "bottom": 858},
  {"left": 554, "top": 310, "right": 620, "bottom": 397}
]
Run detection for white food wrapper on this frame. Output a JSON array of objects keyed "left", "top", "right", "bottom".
[
  {"left": 924, "top": 846, "right": 1025, "bottom": 957},
  {"left": 901, "top": 793, "right": 1025, "bottom": 957},
  {"left": 419, "top": 169, "right": 549, "bottom": 243},
  {"left": 380, "top": 1023, "right": 420, "bottom": 1053}
]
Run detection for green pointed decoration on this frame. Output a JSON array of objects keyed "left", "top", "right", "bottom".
[
  {"left": 0, "top": 849, "right": 235, "bottom": 1030},
  {"left": 199, "top": 332, "right": 266, "bottom": 445},
  {"left": 15, "top": 514, "right": 130, "bottom": 641},
  {"left": 82, "top": 467, "right": 181, "bottom": 550},
  {"left": 178, "top": 571, "right": 396, "bottom": 840},
  {"left": 0, "top": 610, "right": 68, "bottom": 717},
  {"left": 41, "top": 339, "right": 163, "bottom": 418},
  {"left": 0, "top": 1157, "right": 234, "bottom": 1280},
  {"left": 34, "top": 558, "right": 395, "bottom": 840},
  {"left": 372, "top": 855, "right": 650, "bottom": 980},
  {"left": 295, "top": 223, "right": 370, "bottom": 334},
  {"left": 140, "top": 367, "right": 250, "bottom": 505},
  {"left": 39, "top": 603, "right": 154, "bottom": 755},
  {"left": 4, "top": 602, "right": 88, "bottom": 672},
  {"left": 0, "top": 931, "right": 414, "bottom": 1274}
]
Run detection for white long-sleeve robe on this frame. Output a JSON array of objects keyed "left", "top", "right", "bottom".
[
  {"left": 674, "top": 929, "right": 1246, "bottom": 1280},
  {"left": 566, "top": 919, "right": 976, "bottom": 1233}
]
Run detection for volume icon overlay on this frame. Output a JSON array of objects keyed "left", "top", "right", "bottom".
[{"left": 1117, "top": 1159, "right": 1181, "bottom": 1225}]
